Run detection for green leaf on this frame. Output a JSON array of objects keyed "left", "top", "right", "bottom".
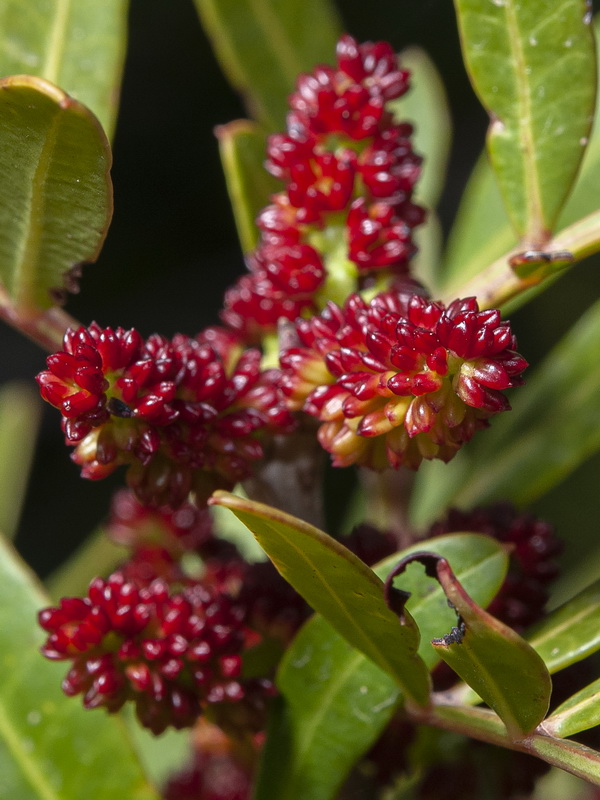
[
  {"left": 442, "top": 14, "right": 600, "bottom": 298},
  {"left": 440, "top": 153, "right": 515, "bottom": 293},
  {"left": 527, "top": 580, "right": 600, "bottom": 673},
  {"left": 192, "top": 0, "right": 342, "bottom": 130},
  {"left": 0, "top": 75, "right": 113, "bottom": 311},
  {"left": 411, "top": 291, "right": 600, "bottom": 527},
  {"left": 253, "top": 533, "right": 508, "bottom": 800},
  {"left": 254, "top": 626, "right": 401, "bottom": 800},
  {"left": 398, "top": 553, "right": 551, "bottom": 739},
  {"left": 390, "top": 47, "right": 452, "bottom": 211},
  {"left": 388, "top": 48, "right": 451, "bottom": 293},
  {"left": 122, "top": 707, "right": 192, "bottom": 791},
  {"left": 0, "top": 0, "right": 127, "bottom": 139},
  {"left": 210, "top": 491, "right": 431, "bottom": 705},
  {"left": 0, "top": 534, "right": 159, "bottom": 800},
  {"left": 0, "top": 382, "right": 41, "bottom": 540},
  {"left": 215, "top": 120, "right": 280, "bottom": 253},
  {"left": 454, "top": 0, "right": 596, "bottom": 243},
  {"left": 545, "top": 678, "right": 600, "bottom": 738}
]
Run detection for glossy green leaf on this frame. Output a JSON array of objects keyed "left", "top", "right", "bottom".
[
  {"left": 210, "top": 491, "right": 431, "bottom": 705},
  {"left": 454, "top": 0, "right": 596, "bottom": 243},
  {"left": 0, "top": 0, "right": 127, "bottom": 139},
  {"left": 545, "top": 678, "right": 600, "bottom": 738},
  {"left": 527, "top": 580, "right": 600, "bottom": 673},
  {"left": 216, "top": 120, "right": 280, "bottom": 253},
  {"left": 193, "top": 0, "right": 341, "bottom": 130},
  {"left": 411, "top": 291, "right": 600, "bottom": 527},
  {"left": 0, "top": 534, "right": 159, "bottom": 800},
  {"left": 253, "top": 533, "right": 508, "bottom": 800},
  {"left": 0, "top": 382, "right": 41, "bottom": 541},
  {"left": 442, "top": 14, "right": 600, "bottom": 296},
  {"left": 0, "top": 76, "right": 113, "bottom": 311},
  {"left": 402, "top": 553, "right": 551, "bottom": 738},
  {"left": 254, "top": 624, "right": 400, "bottom": 800}
]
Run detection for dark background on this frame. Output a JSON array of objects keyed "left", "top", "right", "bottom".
[{"left": 4, "top": 0, "right": 600, "bottom": 578}]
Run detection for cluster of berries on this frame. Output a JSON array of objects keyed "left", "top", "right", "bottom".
[
  {"left": 38, "top": 491, "right": 310, "bottom": 735},
  {"left": 280, "top": 291, "right": 526, "bottom": 469},
  {"left": 222, "top": 34, "right": 425, "bottom": 342},
  {"left": 36, "top": 323, "right": 295, "bottom": 507},
  {"left": 37, "top": 490, "right": 400, "bottom": 736}
]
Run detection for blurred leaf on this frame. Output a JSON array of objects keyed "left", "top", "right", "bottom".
[
  {"left": 0, "top": 382, "right": 40, "bottom": 540},
  {"left": 216, "top": 120, "right": 280, "bottom": 253},
  {"left": 388, "top": 48, "right": 450, "bottom": 293},
  {"left": 122, "top": 706, "right": 192, "bottom": 791},
  {"left": 411, "top": 210, "right": 444, "bottom": 295},
  {"left": 527, "top": 580, "right": 600, "bottom": 673},
  {"left": 253, "top": 533, "right": 508, "bottom": 800},
  {"left": 0, "top": 534, "right": 159, "bottom": 799},
  {"left": 45, "top": 527, "right": 128, "bottom": 601},
  {"left": 411, "top": 292, "right": 600, "bottom": 527},
  {"left": 192, "top": 0, "right": 341, "bottom": 130},
  {"left": 441, "top": 153, "right": 515, "bottom": 292},
  {"left": 210, "top": 491, "right": 431, "bottom": 705},
  {"left": 0, "top": 0, "right": 127, "bottom": 139},
  {"left": 545, "top": 678, "right": 600, "bottom": 738},
  {"left": 395, "top": 553, "right": 550, "bottom": 738},
  {"left": 0, "top": 76, "right": 112, "bottom": 311},
  {"left": 390, "top": 46, "right": 452, "bottom": 210},
  {"left": 454, "top": 0, "right": 596, "bottom": 243}
]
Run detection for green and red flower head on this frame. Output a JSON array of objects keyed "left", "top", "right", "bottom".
[
  {"left": 286, "top": 34, "right": 410, "bottom": 140},
  {"left": 38, "top": 573, "right": 258, "bottom": 735},
  {"left": 37, "top": 323, "right": 295, "bottom": 508},
  {"left": 279, "top": 291, "right": 527, "bottom": 470},
  {"left": 221, "top": 35, "right": 425, "bottom": 343},
  {"left": 221, "top": 243, "right": 325, "bottom": 342}
]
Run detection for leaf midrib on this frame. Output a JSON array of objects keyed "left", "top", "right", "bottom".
[
  {"left": 262, "top": 519, "right": 423, "bottom": 693},
  {"left": 503, "top": 0, "right": 545, "bottom": 240},
  {"left": 42, "top": 0, "right": 72, "bottom": 86},
  {"left": 12, "top": 103, "right": 62, "bottom": 308},
  {"left": 0, "top": 679, "right": 59, "bottom": 800},
  {"left": 281, "top": 546, "right": 507, "bottom": 794}
]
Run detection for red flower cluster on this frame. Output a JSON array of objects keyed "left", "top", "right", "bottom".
[
  {"left": 38, "top": 573, "right": 254, "bottom": 734},
  {"left": 430, "top": 503, "right": 563, "bottom": 629},
  {"left": 108, "top": 489, "right": 310, "bottom": 646},
  {"left": 37, "top": 324, "right": 295, "bottom": 507},
  {"left": 222, "top": 34, "right": 425, "bottom": 342},
  {"left": 280, "top": 291, "right": 527, "bottom": 470}
]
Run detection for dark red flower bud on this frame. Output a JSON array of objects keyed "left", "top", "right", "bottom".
[
  {"left": 38, "top": 572, "right": 258, "bottom": 734},
  {"left": 280, "top": 292, "right": 527, "bottom": 470},
  {"left": 38, "top": 325, "right": 296, "bottom": 508}
]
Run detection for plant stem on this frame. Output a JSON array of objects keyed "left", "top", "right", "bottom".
[
  {"left": 406, "top": 700, "right": 600, "bottom": 785},
  {"left": 242, "top": 420, "right": 326, "bottom": 530},
  {"left": 0, "top": 285, "right": 78, "bottom": 351},
  {"left": 358, "top": 468, "right": 417, "bottom": 548},
  {"left": 443, "top": 208, "right": 600, "bottom": 311}
]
